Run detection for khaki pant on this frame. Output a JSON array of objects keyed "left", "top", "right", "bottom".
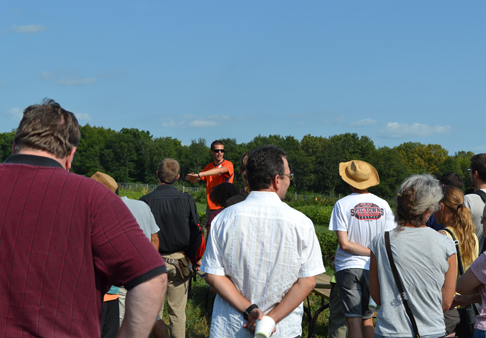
[{"left": 160, "top": 252, "right": 189, "bottom": 338}]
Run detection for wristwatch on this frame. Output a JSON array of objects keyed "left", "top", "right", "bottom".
[{"left": 243, "top": 304, "right": 258, "bottom": 320}]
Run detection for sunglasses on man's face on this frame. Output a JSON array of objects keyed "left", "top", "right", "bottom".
[{"left": 212, "top": 149, "right": 225, "bottom": 153}]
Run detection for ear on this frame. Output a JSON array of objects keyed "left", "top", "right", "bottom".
[
  {"left": 177, "top": 174, "right": 180, "bottom": 180},
  {"left": 65, "top": 147, "right": 77, "bottom": 171}
]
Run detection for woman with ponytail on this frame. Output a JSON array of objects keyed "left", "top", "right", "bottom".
[{"left": 436, "top": 185, "right": 478, "bottom": 337}]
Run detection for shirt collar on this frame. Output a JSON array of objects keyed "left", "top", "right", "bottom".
[
  {"left": 156, "top": 184, "right": 177, "bottom": 191},
  {"left": 3, "top": 154, "right": 64, "bottom": 168},
  {"left": 246, "top": 190, "right": 283, "bottom": 202}
]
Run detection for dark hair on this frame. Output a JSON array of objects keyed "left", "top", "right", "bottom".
[
  {"left": 395, "top": 174, "right": 442, "bottom": 228},
  {"left": 439, "top": 172, "right": 463, "bottom": 189},
  {"left": 14, "top": 98, "right": 80, "bottom": 158},
  {"left": 158, "top": 158, "right": 180, "bottom": 183},
  {"left": 246, "top": 146, "right": 287, "bottom": 191},
  {"left": 209, "top": 183, "right": 239, "bottom": 207},
  {"left": 210, "top": 140, "right": 224, "bottom": 150},
  {"left": 239, "top": 151, "right": 251, "bottom": 194},
  {"left": 470, "top": 154, "right": 486, "bottom": 182}
]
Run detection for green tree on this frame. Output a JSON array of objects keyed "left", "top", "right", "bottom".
[{"left": 0, "top": 130, "right": 15, "bottom": 162}]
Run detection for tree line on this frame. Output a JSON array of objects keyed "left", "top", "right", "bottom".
[{"left": 0, "top": 125, "right": 475, "bottom": 201}]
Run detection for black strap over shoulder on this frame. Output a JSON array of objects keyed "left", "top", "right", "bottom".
[
  {"left": 385, "top": 231, "right": 420, "bottom": 338},
  {"left": 442, "top": 228, "right": 465, "bottom": 276},
  {"left": 469, "top": 190, "right": 486, "bottom": 203}
]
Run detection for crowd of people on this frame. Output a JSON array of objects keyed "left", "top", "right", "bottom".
[{"left": 2, "top": 98, "right": 486, "bottom": 338}]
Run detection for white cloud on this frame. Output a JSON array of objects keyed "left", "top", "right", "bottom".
[
  {"left": 350, "top": 118, "right": 378, "bottom": 127},
  {"left": 57, "top": 77, "right": 97, "bottom": 86},
  {"left": 8, "top": 107, "right": 23, "bottom": 121},
  {"left": 162, "top": 115, "right": 229, "bottom": 129},
  {"left": 11, "top": 24, "right": 46, "bottom": 34},
  {"left": 74, "top": 112, "right": 92, "bottom": 121},
  {"left": 40, "top": 71, "right": 56, "bottom": 80},
  {"left": 189, "top": 120, "right": 218, "bottom": 127},
  {"left": 162, "top": 120, "right": 186, "bottom": 128},
  {"left": 380, "top": 122, "right": 452, "bottom": 138}
]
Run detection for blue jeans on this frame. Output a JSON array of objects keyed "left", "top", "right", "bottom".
[{"left": 474, "top": 329, "right": 486, "bottom": 338}]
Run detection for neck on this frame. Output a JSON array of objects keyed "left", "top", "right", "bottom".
[
  {"left": 476, "top": 182, "right": 486, "bottom": 190},
  {"left": 214, "top": 159, "right": 224, "bottom": 165},
  {"left": 17, "top": 149, "right": 68, "bottom": 169},
  {"left": 351, "top": 187, "right": 369, "bottom": 194}
]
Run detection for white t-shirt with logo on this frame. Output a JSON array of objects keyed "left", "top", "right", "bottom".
[{"left": 329, "top": 193, "right": 396, "bottom": 272}]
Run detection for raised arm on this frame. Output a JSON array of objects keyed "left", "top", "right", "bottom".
[
  {"left": 185, "top": 167, "right": 229, "bottom": 183},
  {"left": 336, "top": 231, "right": 371, "bottom": 256},
  {"left": 118, "top": 273, "right": 167, "bottom": 338}
]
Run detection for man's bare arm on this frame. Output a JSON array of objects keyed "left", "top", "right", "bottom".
[
  {"left": 336, "top": 231, "right": 370, "bottom": 256},
  {"left": 151, "top": 233, "right": 159, "bottom": 252},
  {"left": 266, "top": 276, "right": 316, "bottom": 324},
  {"left": 118, "top": 273, "right": 167, "bottom": 338},
  {"left": 185, "top": 167, "right": 229, "bottom": 183}
]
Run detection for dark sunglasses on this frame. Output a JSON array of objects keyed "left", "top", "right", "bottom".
[{"left": 212, "top": 149, "right": 225, "bottom": 153}]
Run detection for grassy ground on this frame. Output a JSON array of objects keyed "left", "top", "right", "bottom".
[{"left": 160, "top": 275, "right": 333, "bottom": 337}]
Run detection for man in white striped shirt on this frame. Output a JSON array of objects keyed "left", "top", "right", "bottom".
[{"left": 200, "top": 146, "right": 325, "bottom": 338}]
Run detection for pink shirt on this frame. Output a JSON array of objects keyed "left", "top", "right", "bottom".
[{"left": 470, "top": 252, "right": 486, "bottom": 330}]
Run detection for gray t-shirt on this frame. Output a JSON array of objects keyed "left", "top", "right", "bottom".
[
  {"left": 369, "top": 227, "right": 456, "bottom": 338},
  {"left": 121, "top": 196, "right": 159, "bottom": 240},
  {"left": 464, "top": 189, "right": 486, "bottom": 254}
]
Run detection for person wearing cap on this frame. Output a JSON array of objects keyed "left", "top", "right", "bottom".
[
  {"left": 90, "top": 172, "right": 160, "bottom": 333},
  {"left": 0, "top": 99, "right": 167, "bottom": 338},
  {"left": 329, "top": 160, "right": 396, "bottom": 338}
]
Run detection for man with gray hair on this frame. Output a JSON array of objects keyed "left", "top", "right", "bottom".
[{"left": 141, "top": 158, "right": 202, "bottom": 338}]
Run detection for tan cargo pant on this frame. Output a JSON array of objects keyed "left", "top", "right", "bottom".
[{"left": 160, "top": 252, "right": 190, "bottom": 338}]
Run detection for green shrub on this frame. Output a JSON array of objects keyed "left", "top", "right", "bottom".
[
  {"left": 317, "top": 231, "right": 338, "bottom": 266},
  {"left": 294, "top": 205, "right": 333, "bottom": 225},
  {"left": 119, "top": 190, "right": 144, "bottom": 200},
  {"left": 190, "top": 188, "right": 207, "bottom": 204},
  {"left": 198, "top": 211, "right": 206, "bottom": 225}
]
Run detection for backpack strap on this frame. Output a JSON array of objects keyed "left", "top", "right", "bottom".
[
  {"left": 473, "top": 190, "right": 486, "bottom": 203},
  {"left": 385, "top": 231, "right": 420, "bottom": 338}
]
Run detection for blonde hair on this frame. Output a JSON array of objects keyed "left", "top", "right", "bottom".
[{"left": 441, "top": 185, "right": 477, "bottom": 267}]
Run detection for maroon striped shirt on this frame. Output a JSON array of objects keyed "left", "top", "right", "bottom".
[{"left": 0, "top": 154, "right": 166, "bottom": 337}]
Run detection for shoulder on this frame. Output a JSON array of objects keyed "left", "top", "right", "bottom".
[{"left": 223, "top": 160, "right": 234, "bottom": 169}]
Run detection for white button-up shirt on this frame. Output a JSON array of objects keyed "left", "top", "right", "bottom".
[{"left": 201, "top": 191, "right": 325, "bottom": 338}]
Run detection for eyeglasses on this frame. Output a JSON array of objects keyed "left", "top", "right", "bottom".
[
  {"left": 281, "top": 173, "right": 294, "bottom": 181},
  {"left": 212, "top": 149, "right": 225, "bottom": 153}
]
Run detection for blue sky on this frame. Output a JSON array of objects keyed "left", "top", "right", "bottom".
[{"left": 1, "top": 1, "right": 485, "bottom": 154}]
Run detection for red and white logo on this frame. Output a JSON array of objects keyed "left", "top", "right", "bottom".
[{"left": 350, "top": 203, "right": 384, "bottom": 220}]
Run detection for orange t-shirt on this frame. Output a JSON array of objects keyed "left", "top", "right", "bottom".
[{"left": 202, "top": 159, "right": 234, "bottom": 210}]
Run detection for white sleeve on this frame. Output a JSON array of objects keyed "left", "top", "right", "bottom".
[
  {"left": 328, "top": 201, "right": 347, "bottom": 232},
  {"left": 384, "top": 202, "right": 397, "bottom": 231},
  {"left": 299, "top": 218, "right": 326, "bottom": 278},
  {"left": 142, "top": 203, "right": 160, "bottom": 234},
  {"left": 200, "top": 220, "right": 225, "bottom": 276}
]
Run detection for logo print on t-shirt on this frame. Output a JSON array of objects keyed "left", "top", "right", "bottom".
[{"left": 350, "top": 203, "right": 384, "bottom": 220}]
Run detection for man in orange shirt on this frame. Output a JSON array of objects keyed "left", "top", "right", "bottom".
[{"left": 185, "top": 140, "right": 234, "bottom": 228}]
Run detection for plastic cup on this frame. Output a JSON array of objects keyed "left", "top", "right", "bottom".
[{"left": 254, "top": 316, "right": 276, "bottom": 338}]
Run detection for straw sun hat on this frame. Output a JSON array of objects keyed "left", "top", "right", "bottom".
[
  {"left": 90, "top": 171, "right": 118, "bottom": 193},
  {"left": 339, "top": 160, "right": 380, "bottom": 190}
]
